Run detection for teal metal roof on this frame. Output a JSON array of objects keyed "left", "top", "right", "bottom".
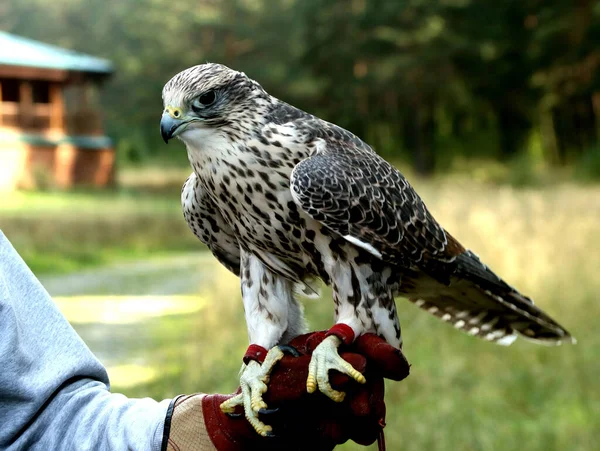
[
  {"left": 0, "top": 31, "right": 113, "bottom": 74},
  {"left": 0, "top": 131, "right": 113, "bottom": 149}
]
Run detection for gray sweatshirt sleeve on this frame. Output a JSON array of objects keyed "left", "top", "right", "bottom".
[{"left": 0, "top": 231, "right": 170, "bottom": 451}]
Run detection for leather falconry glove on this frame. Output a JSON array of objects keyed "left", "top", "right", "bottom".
[{"left": 162, "top": 331, "right": 409, "bottom": 451}]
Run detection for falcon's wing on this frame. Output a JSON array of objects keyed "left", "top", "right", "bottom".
[
  {"left": 290, "top": 139, "right": 464, "bottom": 281},
  {"left": 290, "top": 135, "right": 573, "bottom": 345},
  {"left": 182, "top": 173, "right": 240, "bottom": 275}
]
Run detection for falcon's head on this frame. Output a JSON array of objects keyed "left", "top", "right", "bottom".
[{"left": 160, "top": 63, "right": 269, "bottom": 144}]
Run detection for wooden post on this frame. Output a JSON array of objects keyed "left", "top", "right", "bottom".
[
  {"left": 19, "top": 81, "right": 33, "bottom": 129},
  {"left": 49, "top": 83, "right": 65, "bottom": 133},
  {"left": 54, "top": 142, "right": 77, "bottom": 188}
]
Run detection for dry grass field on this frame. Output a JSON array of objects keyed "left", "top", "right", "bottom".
[{"left": 1, "top": 175, "right": 598, "bottom": 450}]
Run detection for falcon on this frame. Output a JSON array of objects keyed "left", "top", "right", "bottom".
[{"left": 160, "top": 63, "right": 574, "bottom": 435}]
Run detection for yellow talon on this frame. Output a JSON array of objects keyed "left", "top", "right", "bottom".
[
  {"left": 330, "top": 391, "right": 345, "bottom": 402},
  {"left": 257, "top": 425, "right": 272, "bottom": 437},
  {"left": 306, "top": 335, "right": 367, "bottom": 402},
  {"left": 307, "top": 375, "right": 317, "bottom": 393},
  {"left": 220, "top": 393, "right": 242, "bottom": 413},
  {"left": 251, "top": 397, "right": 267, "bottom": 412},
  {"left": 218, "top": 347, "right": 287, "bottom": 436},
  {"left": 352, "top": 371, "right": 366, "bottom": 384},
  {"left": 246, "top": 413, "right": 272, "bottom": 437}
]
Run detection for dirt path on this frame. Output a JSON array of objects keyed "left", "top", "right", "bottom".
[
  {"left": 38, "top": 253, "right": 214, "bottom": 376},
  {"left": 40, "top": 253, "right": 212, "bottom": 297}
]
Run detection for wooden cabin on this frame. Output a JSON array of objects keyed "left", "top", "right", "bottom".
[{"left": 0, "top": 32, "right": 115, "bottom": 190}]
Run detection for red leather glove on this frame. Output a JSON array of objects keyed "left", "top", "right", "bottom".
[
  {"left": 266, "top": 331, "right": 409, "bottom": 448},
  {"left": 163, "top": 331, "right": 409, "bottom": 450}
]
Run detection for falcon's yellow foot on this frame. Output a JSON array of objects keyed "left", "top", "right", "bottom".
[
  {"left": 219, "top": 346, "right": 285, "bottom": 437},
  {"left": 306, "top": 335, "right": 366, "bottom": 402}
]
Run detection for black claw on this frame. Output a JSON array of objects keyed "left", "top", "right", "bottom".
[
  {"left": 277, "top": 344, "right": 300, "bottom": 357},
  {"left": 225, "top": 412, "right": 243, "bottom": 419},
  {"left": 264, "top": 431, "right": 277, "bottom": 438},
  {"left": 258, "top": 407, "right": 280, "bottom": 415}
]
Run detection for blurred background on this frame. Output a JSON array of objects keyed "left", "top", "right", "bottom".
[{"left": 0, "top": 1, "right": 599, "bottom": 450}]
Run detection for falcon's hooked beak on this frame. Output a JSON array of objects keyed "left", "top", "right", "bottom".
[{"left": 160, "top": 107, "right": 192, "bottom": 143}]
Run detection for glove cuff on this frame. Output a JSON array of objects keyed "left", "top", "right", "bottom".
[
  {"left": 325, "top": 324, "right": 355, "bottom": 346},
  {"left": 243, "top": 344, "right": 268, "bottom": 364},
  {"left": 162, "top": 394, "right": 215, "bottom": 451}
]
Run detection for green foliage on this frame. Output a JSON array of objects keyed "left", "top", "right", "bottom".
[
  {"left": 575, "top": 145, "right": 600, "bottom": 182},
  {"left": 116, "top": 133, "right": 150, "bottom": 166},
  {"left": 0, "top": 187, "right": 198, "bottom": 274},
  {"left": 506, "top": 152, "right": 540, "bottom": 188},
  {"left": 1, "top": 1, "right": 598, "bottom": 174},
  {"left": 30, "top": 164, "right": 58, "bottom": 191}
]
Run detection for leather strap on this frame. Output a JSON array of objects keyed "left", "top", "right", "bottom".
[
  {"left": 325, "top": 324, "right": 355, "bottom": 346},
  {"left": 378, "top": 429, "right": 386, "bottom": 451},
  {"left": 243, "top": 344, "right": 268, "bottom": 364}
]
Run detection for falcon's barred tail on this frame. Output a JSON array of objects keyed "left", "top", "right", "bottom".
[{"left": 403, "top": 251, "right": 574, "bottom": 345}]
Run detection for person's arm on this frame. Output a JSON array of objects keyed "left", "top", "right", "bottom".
[{"left": 0, "top": 231, "right": 170, "bottom": 451}]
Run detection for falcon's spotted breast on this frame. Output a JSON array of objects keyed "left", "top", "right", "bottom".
[{"left": 161, "top": 63, "right": 574, "bottom": 435}]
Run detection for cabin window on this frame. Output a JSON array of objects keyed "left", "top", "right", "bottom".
[
  {"left": 1, "top": 78, "right": 20, "bottom": 102},
  {"left": 32, "top": 80, "right": 50, "bottom": 104}
]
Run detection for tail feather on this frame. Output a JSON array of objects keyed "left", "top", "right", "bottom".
[{"left": 402, "top": 250, "right": 575, "bottom": 345}]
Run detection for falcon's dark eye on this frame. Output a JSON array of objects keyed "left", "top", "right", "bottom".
[{"left": 197, "top": 90, "right": 216, "bottom": 106}]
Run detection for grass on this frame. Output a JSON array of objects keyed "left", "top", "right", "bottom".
[
  {"left": 4, "top": 175, "right": 600, "bottom": 450},
  {"left": 0, "top": 167, "right": 197, "bottom": 274}
]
